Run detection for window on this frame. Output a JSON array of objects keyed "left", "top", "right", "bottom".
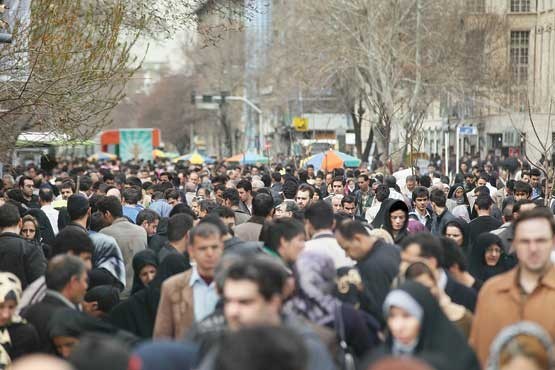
[
  {"left": 510, "top": 31, "right": 529, "bottom": 84},
  {"left": 468, "top": 0, "right": 485, "bottom": 12},
  {"left": 510, "top": 0, "right": 531, "bottom": 12}
]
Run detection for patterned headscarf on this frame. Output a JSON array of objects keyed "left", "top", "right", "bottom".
[
  {"left": 0, "top": 273, "right": 24, "bottom": 368},
  {"left": 284, "top": 251, "right": 339, "bottom": 326}
]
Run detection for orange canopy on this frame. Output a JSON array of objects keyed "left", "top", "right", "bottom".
[{"left": 320, "top": 150, "right": 344, "bottom": 171}]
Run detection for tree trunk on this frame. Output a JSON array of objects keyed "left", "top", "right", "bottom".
[
  {"left": 362, "top": 126, "right": 374, "bottom": 161},
  {"left": 351, "top": 105, "right": 362, "bottom": 157}
]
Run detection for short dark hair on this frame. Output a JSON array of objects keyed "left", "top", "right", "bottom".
[
  {"left": 214, "top": 326, "right": 308, "bottom": 370},
  {"left": 51, "top": 226, "right": 95, "bottom": 256},
  {"left": 122, "top": 187, "right": 141, "bottom": 205},
  {"left": 530, "top": 168, "right": 541, "bottom": 177},
  {"left": 79, "top": 176, "right": 93, "bottom": 192},
  {"left": 513, "top": 206, "right": 555, "bottom": 237},
  {"left": 198, "top": 215, "right": 229, "bottom": 236},
  {"left": 304, "top": 201, "right": 334, "bottom": 230},
  {"left": 223, "top": 188, "right": 240, "bottom": 206},
  {"left": 200, "top": 199, "right": 218, "bottom": 214},
  {"left": 252, "top": 193, "right": 274, "bottom": 218},
  {"left": 475, "top": 194, "right": 493, "bottom": 210},
  {"left": 297, "top": 184, "right": 314, "bottom": 199},
  {"left": 439, "top": 236, "right": 467, "bottom": 271},
  {"left": 0, "top": 202, "right": 20, "bottom": 228},
  {"left": 39, "top": 188, "right": 54, "bottom": 203},
  {"left": 136, "top": 209, "right": 160, "bottom": 226},
  {"left": 18, "top": 176, "right": 33, "bottom": 188},
  {"left": 225, "top": 256, "right": 288, "bottom": 301},
  {"left": 358, "top": 174, "right": 369, "bottom": 182},
  {"left": 262, "top": 218, "right": 304, "bottom": 254},
  {"left": 332, "top": 176, "right": 345, "bottom": 186},
  {"left": 164, "top": 188, "right": 179, "bottom": 201},
  {"left": 282, "top": 181, "right": 298, "bottom": 199},
  {"left": 429, "top": 188, "right": 446, "bottom": 208},
  {"left": 412, "top": 186, "right": 429, "bottom": 201},
  {"left": 67, "top": 195, "right": 90, "bottom": 221},
  {"left": 375, "top": 184, "right": 390, "bottom": 202},
  {"left": 335, "top": 219, "right": 369, "bottom": 240},
  {"left": 400, "top": 233, "right": 444, "bottom": 267},
  {"left": 342, "top": 195, "right": 355, "bottom": 206},
  {"left": 405, "top": 261, "right": 436, "bottom": 282},
  {"left": 513, "top": 199, "right": 535, "bottom": 214},
  {"left": 167, "top": 214, "right": 194, "bottom": 242},
  {"left": 211, "top": 206, "right": 235, "bottom": 219},
  {"left": 514, "top": 181, "right": 532, "bottom": 196},
  {"left": 169, "top": 203, "right": 196, "bottom": 219},
  {"left": 125, "top": 176, "right": 142, "bottom": 188},
  {"left": 271, "top": 172, "right": 282, "bottom": 183},
  {"left": 45, "top": 255, "right": 86, "bottom": 292},
  {"left": 237, "top": 180, "right": 252, "bottom": 193},
  {"left": 96, "top": 196, "right": 123, "bottom": 218},
  {"left": 89, "top": 211, "right": 108, "bottom": 232},
  {"left": 61, "top": 180, "right": 76, "bottom": 193}
]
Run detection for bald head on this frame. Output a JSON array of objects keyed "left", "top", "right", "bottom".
[{"left": 10, "top": 355, "right": 74, "bottom": 370}]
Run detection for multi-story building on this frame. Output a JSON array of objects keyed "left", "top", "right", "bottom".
[{"left": 422, "top": 0, "right": 555, "bottom": 167}]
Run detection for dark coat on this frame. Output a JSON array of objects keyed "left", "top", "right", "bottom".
[
  {"left": 1, "top": 322, "right": 40, "bottom": 361},
  {"left": 0, "top": 232, "right": 46, "bottom": 289},
  {"left": 21, "top": 293, "right": 77, "bottom": 353},
  {"left": 356, "top": 240, "right": 400, "bottom": 325},
  {"left": 444, "top": 272, "right": 478, "bottom": 312}
]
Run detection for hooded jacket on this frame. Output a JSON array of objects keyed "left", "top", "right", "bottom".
[{"left": 372, "top": 199, "right": 409, "bottom": 244}]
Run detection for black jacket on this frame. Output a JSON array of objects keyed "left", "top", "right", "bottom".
[
  {"left": 356, "top": 240, "right": 401, "bottom": 325},
  {"left": 444, "top": 272, "right": 477, "bottom": 312},
  {"left": 0, "top": 232, "right": 46, "bottom": 289},
  {"left": 21, "top": 293, "right": 77, "bottom": 353}
]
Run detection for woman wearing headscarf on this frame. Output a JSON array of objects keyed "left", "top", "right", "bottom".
[
  {"left": 48, "top": 308, "right": 138, "bottom": 359},
  {"left": 109, "top": 253, "right": 190, "bottom": 338},
  {"left": 24, "top": 208, "right": 55, "bottom": 246},
  {"left": 372, "top": 199, "right": 409, "bottom": 244},
  {"left": 372, "top": 281, "right": 480, "bottom": 370},
  {"left": 448, "top": 184, "right": 472, "bottom": 222},
  {"left": 284, "top": 251, "right": 380, "bottom": 357},
  {"left": 487, "top": 321, "right": 555, "bottom": 370},
  {"left": 20, "top": 214, "right": 51, "bottom": 258},
  {"left": 442, "top": 218, "right": 471, "bottom": 257},
  {"left": 0, "top": 273, "right": 39, "bottom": 362},
  {"left": 468, "top": 233, "right": 516, "bottom": 282},
  {"left": 131, "top": 250, "right": 158, "bottom": 295}
]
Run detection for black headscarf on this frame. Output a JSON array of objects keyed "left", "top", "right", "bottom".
[
  {"left": 48, "top": 309, "right": 138, "bottom": 347},
  {"left": 131, "top": 249, "right": 159, "bottom": 295},
  {"left": 380, "top": 281, "right": 480, "bottom": 370},
  {"left": 109, "top": 253, "right": 190, "bottom": 338},
  {"left": 448, "top": 184, "right": 470, "bottom": 206},
  {"left": 373, "top": 199, "right": 409, "bottom": 244},
  {"left": 441, "top": 218, "right": 471, "bottom": 257},
  {"left": 468, "top": 233, "right": 516, "bottom": 282}
]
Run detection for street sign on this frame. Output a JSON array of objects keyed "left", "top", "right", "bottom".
[
  {"left": 458, "top": 126, "right": 477, "bottom": 135},
  {"left": 292, "top": 117, "right": 309, "bottom": 132}
]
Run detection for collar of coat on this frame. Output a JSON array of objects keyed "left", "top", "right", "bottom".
[{"left": 493, "top": 265, "right": 555, "bottom": 293}]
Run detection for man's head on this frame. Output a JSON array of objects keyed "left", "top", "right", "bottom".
[
  {"left": 67, "top": 195, "right": 90, "bottom": 222},
  {"left": 51, "top": 227, "right": 94, "bottom": 270},
  {"left": 39, "top": 188, "right": 54, "bottom": 206},
  {"left": 282, "top": 181, "right": 298, "bottom": 200},
  {"left": 399, "top": 233, "right": 443, "bottom": 272},
  {"left": 476, "top": 174, "right": 489, "bottom": 188},
  {"left": 211, "top": 206, "right": 236, "bottom": 232},
  {"left": 331, "top": 195, "right": 343, "bottom": 213},
  {"left": 335, "top": 220, "right": 376, "bottom": 261},
  {"left": 412, "top": 187, "right": 429, "bottom": 213},
  {"left": 530, "top": 168, "right": 541, "bottom": 189},
  {"left": 304, "top": 201, "right": 334, "bottom": 236},
  {"left": 236, "top": 180, "right": 253, "bottom": 203},
  {"left": 60, "top": 181, "right": 75, "bottom": 200},
  {"left": 0, "top": 202, "right": 21, "bottom": 230},
  {"left": 223, "top": 188, "right": 241, "bottom": 208},
  {"left": 405, "top": 175, "right": 417, "bottom": 193},
  {"left": 164, "top": 188, "right": 180, "bottom": 207},
  {"left": 474, "top": 194, "right": 493, "bottom": 215},
  {"left": 252, "top": 193, "right": 274, "bottom": 218},
  {"left": 514, "top": 181, "right": 532, "bottom": 201},
  {"left": 45, "top": 255, "right": 88, "bottom": 304},
  {"left": 188, "top": 223, "right": 224, "bottom": 277},
  {"left": 512, "top": 207, "right": 555, "bottom": 275},
  {"left": 375, "top": 184, "right": 390, "bottom": 202},
  {"left": 262, "top": 218, "right": 305, "bottom": 264},
  {"left": 429, "top": 188, "right": 446, "bottom": 213},
  {"left": 136, "top": 209, "right": 160, "bottom": 237},
  {"left": 357, "top": 174, "right": 370, "bottom": 192},
  {"left": 332, "top": 177, "right": 345, "bottom": 195},
  {"left": 199, "top": 199, "right": 218, "bottom": 219},
  {"left": 295, "top": 184, "right": 314, "bottom": 210},
  {"left": 122, "top": 187, "right": 141, "bottom": 206},
  {"left": 223, "top": 256, "right": 288, "bottom": 331},
  {"left": 19, "top": 176, "right": 34, "bottom": 198},
  {"left": 96, "top": 195, "right": 123, "bottom": 225},
  {"left": 189, "top": 171, "right": 200, "bottom": 186},
  {"left": 341, "top": 195, "right": 356, "bottom": 216},
  {"left": 166, "top": 214, "right": 191, "bottom": 247},
  {"left": 521, "top": 171, "right": 531, "bottom": 183},
  {"left": 512, "top": 199, "right": 537, "bottom": 221}
]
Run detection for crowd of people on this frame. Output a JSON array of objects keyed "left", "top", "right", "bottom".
[{"left": 0, "top": 155, "right": 554, "bottom": 370}]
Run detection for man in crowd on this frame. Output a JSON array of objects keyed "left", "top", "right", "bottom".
[
  {"left": 234, "top": 193, "right": 274, "bottom": 242},
  {"left": 222, "top": 188, "right": 250, "bottom": 226},
  {"left": 470, "top": 207, "right": 555, "bottom": 366},
  {"left": 295, "top": 184, "right": 313, "bottom": 210},
  {"left": 236, "top": 180, "right": 253, "bottom": 215},
  {"left": 262, "top": 217, "right": 305, "bottom": 265},
  {"left": 304, "top": 201, "right": 353, "bottom": 269},
  {"left": 97, "top": 195, "right": 147, "bottom": 298},
  {"left": 467, "top": 194, "right": 502, "bottom": 247},
  {"left": 39, "top": 188, "right": 59, "bottom": 235},
  {"left": 354, "top": 174, "right": 374, "bottom": 218},
  {"left": 19, "top": 176, "right": 40, "bottom": 209},
  {"left": 409, "top": 186, "right": 432, "bottom": 230},
  {"left": 158, "top": 213, "right": 194, "bottom": 263},
  {"left": 154, "top": 222, "right": 223, "bottom": 339},
  {"left": 121, "top": 186, "right": 143, "bottom": 224},
  {"left": 136, "top": 209, "right": 160, "bottom": 239},
  {"left": 430, "top": 188, "right": 456, "bottom": 235}
]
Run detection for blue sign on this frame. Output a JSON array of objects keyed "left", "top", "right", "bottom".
[{"left": 458, "top": 126, "right": 477, "bottom": 135}]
